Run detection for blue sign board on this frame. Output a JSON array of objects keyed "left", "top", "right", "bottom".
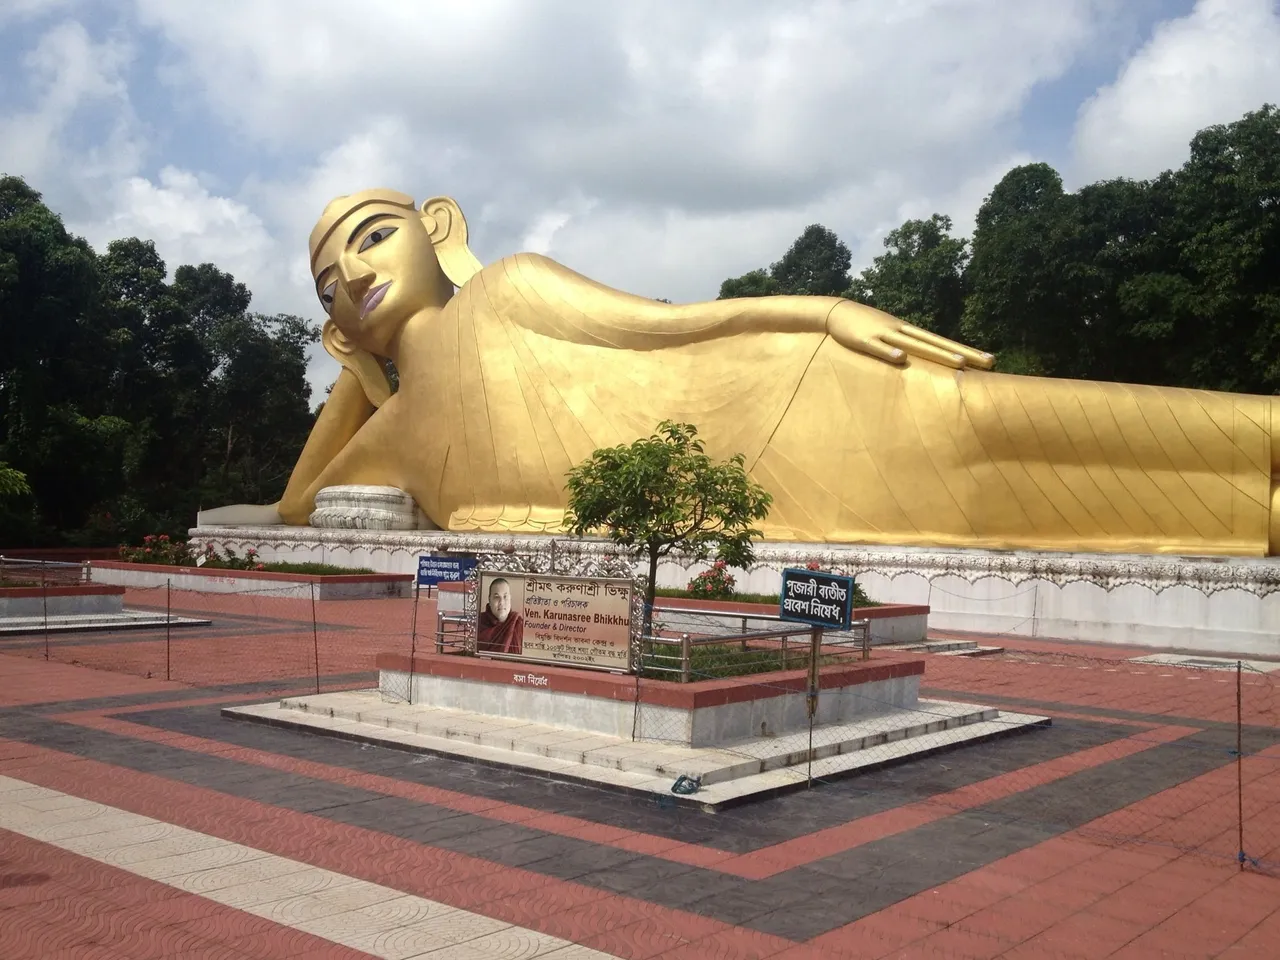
[
  {"left": 778, "top": 568, "right": 856, "bottom": 631},
  {"left": 416, "top": 555, "right": 477, "bottom": 586}
]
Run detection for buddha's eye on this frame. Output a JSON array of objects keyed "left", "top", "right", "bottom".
[
  {"left": 358, "top": 226, "right": 397, "bottom": 252},
  {"left": 319, "top": 280, "right": 337, "bottom": 315}
]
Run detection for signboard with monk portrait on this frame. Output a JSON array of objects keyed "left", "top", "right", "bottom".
[{"left": 475, "top": 572, "right": 634, "bottom": 672}]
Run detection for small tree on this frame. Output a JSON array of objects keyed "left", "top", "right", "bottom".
[
  {"left": 0, "top": 463, "right": 30, "bottom": 499},
  {"left": 563, "top": 421, "right": 772, "bottom": 634}
]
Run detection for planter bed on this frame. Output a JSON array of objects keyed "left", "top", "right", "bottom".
[
  {"left": 0, "top": 584, "right": 125, "bottom": 619},
  {"left": 376, "top": 648, "right": 926, "bottom": 747},
  {"left": 435, "top": 583, "right": 929, "bottom": 644},
  {"left": 89, "top": 560, "right": 412, "bottom": 600}
]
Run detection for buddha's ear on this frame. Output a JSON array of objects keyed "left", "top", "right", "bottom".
[
  {"left": 420, "top": 195, "right": 484, "bottom": 289},
  {"left": 322, "top": 319, "right": 391, "bottom": 408}
]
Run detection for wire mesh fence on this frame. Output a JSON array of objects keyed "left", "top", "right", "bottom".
[
  {"left": 0, "top": 556, "right": 90, "bottom": 586},
  {"left": 2, "top": 558, "right": 1278, "bottom": 878}
]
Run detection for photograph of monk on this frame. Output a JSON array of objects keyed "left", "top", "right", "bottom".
[{"left": 477, "top": 576, "right": 524, "bottom": 655}]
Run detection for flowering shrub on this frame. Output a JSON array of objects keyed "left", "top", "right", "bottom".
[
  {"left": 119, "top": 534, "right": 193, "bottom": 566},
  {"left": 686, "top": 560, "right": 736, "bottom": 600},
  {"left": 119, "top": 538, "right": 265, "bottom": 571},
  {"left": 803, "top": 558, "right": 874, "bottom": 608}
]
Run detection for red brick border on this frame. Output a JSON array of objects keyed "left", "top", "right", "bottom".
[
  {"left": 0, "top": 739, "right": 797, "bottom": 959},
  {"left": 50, "top": 704, "right": 1195, "bottom": 882},
  {"left": 0, "top": 584, "right": 124, "bottom": 599},
  {"left": 92, "top": 560, "right": 412, "bottom": 585},
  {"left": 0, "top": 828, "right": 376, "bottom": 959},
  {"left": 376, "top": 649, "right": 926, "bottom": 709}
]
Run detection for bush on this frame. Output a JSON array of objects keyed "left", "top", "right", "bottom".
[
  {"left": 118, "top": 536, "right": 374, "bottom": 575},
  {"left": 119, "top": 534, "right": 193, "bottom": 566},
  {"left": 686, "top": 561, "right": 736, "bottom": 600},
  {"left": 805, "top": 558, "right": 875, "bottom": 607}
]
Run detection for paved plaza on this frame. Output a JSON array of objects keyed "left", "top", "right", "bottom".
[{"left": 1, "top": 588, "right": 1279, "bottom": 958}]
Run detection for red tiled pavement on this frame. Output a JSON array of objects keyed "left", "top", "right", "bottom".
[
  {"left": 717, "top": 723, "right": 1200, "bottom": 879},
  {"left": 0, "top": 736, "right": 792, "bottom": 959},
  {"left": 50, "top": 702, "right": 1207, "bottom": 882},
  {"left": 4, "top": 586, "right": 1280, "bottom": 960},
  {"left": 0, "top": 827, "right": 378, "bottom": 960}
]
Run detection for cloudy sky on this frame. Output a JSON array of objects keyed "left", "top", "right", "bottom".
[{"left": 3, "top": 0, "right": 1279, "bottom": 404}]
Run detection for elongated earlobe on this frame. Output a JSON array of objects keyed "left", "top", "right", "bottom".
[
  {"left": 420, "top": 196, "right": 484, "bottom": 288},
  {"left": 322, "top": 320, "right": 391, "bottom": 408}
]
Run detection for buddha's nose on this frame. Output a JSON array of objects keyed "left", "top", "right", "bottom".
[{"left": 338, "top": 255, "right": 375, "bottom": 301}]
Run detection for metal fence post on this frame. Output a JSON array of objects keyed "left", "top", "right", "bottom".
[
  {"left": 408, "top": 581, "right": 420, "bottom": 704},
  {"left": 1237, "top": 659, "right": 1245, "bottom": 870},
  {"left": 807, "top": 627, "right": 822, "bottom": 719},
  {"left": 311, "top": 581, "right": 321, "bottom": 695},
  {"left": 165, "top": 578, "right": 172, "bottom": 681},
  {"left": 680, "top": 633, "right": 691, "bottom": 684},
  {"left": 41, "top": 564, "right": 49, "bottom": 662}
]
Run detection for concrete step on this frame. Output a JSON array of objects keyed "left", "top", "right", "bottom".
[
  {"left": 257, "top": 692, "right": 1000, "bottom": 787},
  {"left": 0, "top": 610, "right": 211, "bottom": 635},
  {"left": 934, "top": 645, "right": 1005, "bottom": 658}
]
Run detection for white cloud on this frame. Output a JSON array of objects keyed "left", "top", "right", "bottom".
[
  {"left": 0, "top": 20, "right": 140, "bottom": 212},
  {"left": 0, "top": 0, "right": 82, "bottom": 25},
  {"left": 81, "top": 168, "right": 272, "bottom": 280},
  {"left": 13, "top": 1, "right": 1276, "bottom": 412},
  {"left": 1072, "top": 0, "right": 1280, "bottom": 184}
]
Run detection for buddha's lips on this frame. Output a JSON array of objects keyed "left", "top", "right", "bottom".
[{"left": 361, "top": 281, "right": 392, "bottom": 318}]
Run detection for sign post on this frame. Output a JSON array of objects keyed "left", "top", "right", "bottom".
[
  {"left": 416, "top": 555, "right": 478, "bottom": 592},
  {"left": 778, "top": 568, "right": 858, "bottom": 719},
  {"left": 473, "top": 572, "right": 634, "bottom": 672}
]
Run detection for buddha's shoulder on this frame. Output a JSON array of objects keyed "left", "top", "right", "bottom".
[{"left": 468, "top": 252, "right": 594, "bottom": 289}]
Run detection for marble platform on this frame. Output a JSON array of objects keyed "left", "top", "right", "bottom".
[
  {"left": 0, "top": 611, "right": 211, "bottom": 635},
  {"left": 189, "top": 525, "right": 1280, "bottom": 657},
  {"left": 224, "top": 690, "right": 1047, "bottom": 811}
]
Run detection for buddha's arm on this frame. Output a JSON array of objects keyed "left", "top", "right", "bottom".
[
  {"left": 277, "top": 368, "right": 376, "bottom": 524},
  {"left": 497, "top": 254, "right": 993, "bottom": 370}
]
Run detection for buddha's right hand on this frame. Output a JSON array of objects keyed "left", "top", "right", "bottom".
[{"left": 827, "top": 299, "right": 995, "bottom": 370}]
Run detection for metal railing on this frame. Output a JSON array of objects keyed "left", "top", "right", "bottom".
[
  {"left": 641, "top": 612, "right": 872, "bottom": 683},
  {"left": 434, "top": 612, "right": 470, "bottom": 654},
  {"left": 0, "top": 556, "right": 90, "bottom": 586},
  {"left": 427, "top": 603, "right": 872, "bottom": 683}
]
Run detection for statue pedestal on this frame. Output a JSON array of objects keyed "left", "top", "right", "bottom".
[
  {"left": 308, "top": 485, "right": 428, "bottom": 530},
  {"left": 187, "top": 524, "right": 1280, "bottom": 657}
]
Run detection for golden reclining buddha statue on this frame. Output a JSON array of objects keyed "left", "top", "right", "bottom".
[{"left": 202, "top": 189, "right": 1280, "bottom": 558}]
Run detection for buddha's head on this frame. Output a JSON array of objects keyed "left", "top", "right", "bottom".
[{"left": 308, "top": 190, "right": 483, "bottom": 402}]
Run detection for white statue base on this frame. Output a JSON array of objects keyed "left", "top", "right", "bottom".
[{"left": 188, "top": 524, "right": 1280, "bottom": 658}]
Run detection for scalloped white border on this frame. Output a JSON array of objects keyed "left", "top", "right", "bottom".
[{"left": 189, "top": 526, "right": 1280, "bottom": 598}]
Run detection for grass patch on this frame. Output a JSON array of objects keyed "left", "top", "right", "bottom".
[
  {"left": 200, "top": 560, "right": 376, "bottom": 576},
  {"left": 655, "top": 585, "right": 878, "bottom": 607},
  {"left": 639, "top": 642, "right": 843, "bottom": 681}
]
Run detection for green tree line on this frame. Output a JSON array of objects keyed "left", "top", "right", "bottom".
[
  {"left": 0, "top": 176, "right": 317, "bottom": 547},
  {"left": 721, "top": 105, "right": 1280, "bottom": 395}
]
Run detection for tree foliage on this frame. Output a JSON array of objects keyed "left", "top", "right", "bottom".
[
  {"left": 719, "top": 104, "right": 1280, "bottom": 395},
  {"left": 719, "top": 225, "right": 851, "bottom": 299},
  {"left": 562, "top": 421, "right": 773, "bottom": 632},
  {"left": 846, "top": 214, "right": 969, "bottom": 340},
  {"left": 0, "top": 175, "right": 318, "bottom": 546}
]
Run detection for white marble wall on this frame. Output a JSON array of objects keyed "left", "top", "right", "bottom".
[
  {"left": 382, "top": 668, "right": 919, "bottom": 748},
  {"left": 191, "top": 525, "right": 1280, "bottom": 656}
]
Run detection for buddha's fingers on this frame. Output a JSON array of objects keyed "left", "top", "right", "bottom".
[
  {"left": 857, "top": 337, "right": 907, "bottom": 365},
  {"left": 899, "top": 324, "right": 995, "bottom": 369},
  {"left": 881, "top": 330, "right": 967, "bottom": 369}
]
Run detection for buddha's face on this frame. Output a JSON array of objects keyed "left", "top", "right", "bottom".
[{"left": 311, "top": 202, "right": 451, "bottom": 356}]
